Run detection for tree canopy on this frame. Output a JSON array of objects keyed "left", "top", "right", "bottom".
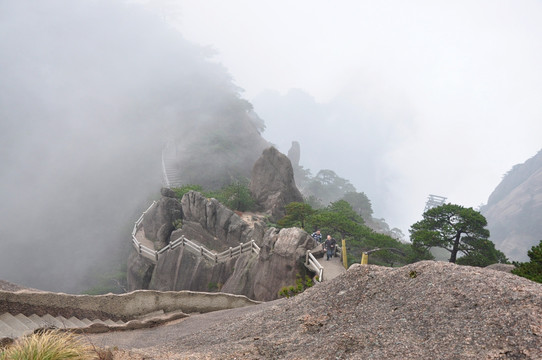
[
  {"left": 512, "top": 240, "right": 542, "bottom": 283},
  {"left": 277, "top": 202, "right": 315, "bottom": 229},
  {"left": 409, "top": 203, "right": 504, "bottom": 265},
  {"left": 341, "top": 191, "right": 373, "bottom": 221},
  {"left": 279, "top": 200, "right": 430, "bottom": 267}
]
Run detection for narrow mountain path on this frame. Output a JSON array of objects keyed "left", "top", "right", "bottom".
[
  {"left": 135, "top": 227, "right": 155, "bottom": 251},
  {"left": 310, "top": 244, "right": 346, "bottom": 281},
  {"left": 320, "top": 254, "right": 346, "bottom": 281}
]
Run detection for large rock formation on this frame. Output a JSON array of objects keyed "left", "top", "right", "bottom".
[
  {"left": 250, "top": 146, "right": 304, "bottom": 221},
  {"left": 175, "top": 190, "right": 265, "bottom": 251},
  {"left": 103, "top": 261, "right": 542, "bottom": 359},
  {"left": 287, "top": 141, "right": 301, "bottom": 167},
  {"left": 128, "top": 191, "right": 314, "bottom": 301},
  {"left": 142, "top": 188, "right": 182, "bottom": 249},
  {"left": 481, "top": 149, "right": 542, "bottom": 261},
  {"left": 222, "top": 227, "right": 314, "bottom": 301}
]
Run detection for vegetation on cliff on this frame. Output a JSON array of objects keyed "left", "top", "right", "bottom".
[
  {"left": 410, "top": 203, "right": 508, "bottom": 266},
  {"left": 172, "top": 182, "right": 256, "bottom": 212},
  {"left": 278, "top": 200, "right": 431, "bottom": 267},
  {"left": 512, "top": 240, "right": 542, "bottom": 283}
]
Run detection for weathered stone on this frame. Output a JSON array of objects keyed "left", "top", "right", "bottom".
[
  {"left": 251, "top": 228, "right": 314, "bottom": 301},
  {"left": 149, "top": 226, "right": 314, "bottom": 301},
  {"left": 126, "top": 251, "right": 155, "bottom": 292},
  {"left": 250, "top": 147, "right": 303, "bottom": 221},
  {"left": 160, "top": 187, "right": 176, "bottom": 198},
  {"left": 220, "top": 255, "right": 259, "bottom": 299},
  {"left": 485, "top": 263, "right": 516, "bottom": 273},
  {"left": 178, "top": 191, "right": 255, "bottom": 251},
  {"left": 287, "top": 141, "right": 301, "bottom": 167},
  {"left": 481, "top": 149, "right": 542, "bottom": 261},
  {"left": 142, "top": 196, "right": 182, "bottom": 249},
  {"left": 130, "top": 190, "right": 316, "bottom": 301}
]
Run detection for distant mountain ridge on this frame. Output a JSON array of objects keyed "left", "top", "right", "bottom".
[{"left": 481, "top": 149, "right": 542, "bottom": 261}]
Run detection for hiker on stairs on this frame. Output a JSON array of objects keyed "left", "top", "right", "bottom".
[
  {"left": 311, "top": 229, "right": 322, "bottom": 247},
  {"left": 324, "top": 235, "right": 336, "bottom": 261}
]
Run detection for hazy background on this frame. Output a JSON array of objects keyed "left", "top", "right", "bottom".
[
  {"left": 148, "top": 0, "right": 542, "bottom": 235},
  {"left": 0, "top": 0, "right": 256, "bottom": 291},
  {"left": 2, "top": 0, "right": 541, "bottom": 291}
]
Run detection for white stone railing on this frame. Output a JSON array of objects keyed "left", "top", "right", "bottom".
[
  {"left": 305, "top": 251, "right": 324, "bottom": 282},
  {"left": 159, "top": 236, "right": 260, "bottom": 264},
  {"left": 131, "top": 201, "right": 260, "bottom": 264}
]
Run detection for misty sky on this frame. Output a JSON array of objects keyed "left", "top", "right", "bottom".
[
  {"left": 146, "top": 0, "right": 542, "bottom": 235},
  {"left": 2, "top": 0, "right": 541, "bottom": 291},
  {"left": 0, "top": 0, "right": 245, "bottom": 291}
]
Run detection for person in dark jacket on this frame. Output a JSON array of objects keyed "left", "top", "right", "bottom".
[
  {"left": 311, "top": 229, "right": 322, "bottom": 247},
  {"left": 324, "top": 235, "right": 336, "bottom": 261}
]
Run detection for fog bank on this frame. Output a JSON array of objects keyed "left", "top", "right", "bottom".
[{"left": 0, "top": 0, "right": 250, "bottom": 292}]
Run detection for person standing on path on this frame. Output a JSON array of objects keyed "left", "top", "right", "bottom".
[
  {"left": 311, "top": 229, "right": 322, "bottom": 247},
  {"left": 324, "top": 235, "right": 336, "bottom": 261}
]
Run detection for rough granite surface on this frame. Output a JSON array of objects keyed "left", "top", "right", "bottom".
[{"left": 88, "top": 261, "right": 541, "bottom": 359}]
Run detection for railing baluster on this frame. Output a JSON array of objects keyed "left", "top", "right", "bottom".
[{"left": 132, "top": 203, "right": 260, "bottom": 266}]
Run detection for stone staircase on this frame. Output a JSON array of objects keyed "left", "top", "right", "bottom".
[
  {"left": 0, "top": 312, "right": 126, "bottom": 339},
  {"left": 0, "top": 289, "right": 260, "bottom": 341},
  {"left": 162, "top": 140, "right": 183, "bottom": 188}
]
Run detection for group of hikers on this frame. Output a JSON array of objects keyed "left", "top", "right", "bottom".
[{"left": 310, "top": 230, "right": 337, "bottom": 261}]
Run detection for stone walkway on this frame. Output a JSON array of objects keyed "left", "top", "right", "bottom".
[
  {"left": 135, "top": 227, "right": 155, "bottom": 251},
  {"left": 320, "top": 253, "right": 346, "bottom": 281},
  {"left": 310, "top": 244, "right": 347, "bottom": 281}
]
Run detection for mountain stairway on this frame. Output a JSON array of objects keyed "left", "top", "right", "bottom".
[
  {"left": 162, "top": 140, "right": 183, "bottom": 188},
  {"left": 0, "top": 312, "right": 126, "bottom": 339},
  {"left": 304, "top": 244, "right": 346, "bottom": 282}
]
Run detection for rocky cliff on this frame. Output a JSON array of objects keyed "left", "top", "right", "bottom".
[
  {"left": 128, "top": 190, "right": 314, "bottom": 301},
  {"left": 481, "top": 148, "right": 542, "bottom": 261},
  {"left": 128, "top": 147, "right": 313, "bottom": 301},
  {"left": 250, "top": 146, "right": 304, "bottom": 221}
]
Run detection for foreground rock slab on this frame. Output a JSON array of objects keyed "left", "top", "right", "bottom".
[{"left": 88, "top": 261, "right": 542, "bottom": 359}]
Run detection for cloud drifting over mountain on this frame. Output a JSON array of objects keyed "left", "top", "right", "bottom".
[{"left": 165, "top": 0, "right": 542, "bottom": 234}]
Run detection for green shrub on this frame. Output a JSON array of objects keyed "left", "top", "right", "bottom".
[
  {"left": 278, "top": 274, "right": 315, "bottom": 298},
  {"left": 0, "top": 330, "right": 94, "bottom": 360},
  {"left": 173, "top": 181, "right": 255, "bottom": 213},
  {"left": 512, "top": 240, "right": 542, "bottom": 283},
  {"left": 172, "top": 219, "right": 183, "bottom": 230},
  {"left": 278, "top": 286, "right": 291, "bottom": 298},
  {"left": 208, "top": 180, "right": 255, "bottom": 212},
  {"left": 171, "top": 184, "right": 204, "bottom": 200}
]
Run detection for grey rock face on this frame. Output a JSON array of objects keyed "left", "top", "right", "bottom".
[
  {"left": 126, "top": 251, "right": 155, "bottom": 292},
  {"left": 485, "top": 263, "right": 516, "bottom": 273},
  {"left": 287, "top": 141, "right": 301, "bottom": 167},
  {"left": 130, "top": 191, "right": 314, "bottom": 300},
  {"left": 176, "top": 191, "right": 255, "bottom": 251},
  {"left": 142, "top": 194, "right": 182, "bottom": 249},
  {"left": 481, "top": 149, "right": 542, "bottom": 261},
  {"left": 250, "top": 147, "right": 303, "bottom": 221},
  {"left": 250, "top": 227, "right": 314, "bottom": 301},
  {"left": 160, "top": 187, "right": 177, "bottom": 198}
]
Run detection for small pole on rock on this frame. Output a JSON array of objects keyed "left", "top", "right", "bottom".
[
  {"left": 342, "top": 239, "right": 348, "bottom": 269},
  {"left": 361, "top": 252, "right": 369, "bottom": 265}
]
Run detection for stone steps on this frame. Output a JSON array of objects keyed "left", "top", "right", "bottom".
[
  {"left": 0, "top": 312, "right": 126, "bottom": 339},
  {"left": 162, "top": 147, "right": 183, "bottom": 187}
]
